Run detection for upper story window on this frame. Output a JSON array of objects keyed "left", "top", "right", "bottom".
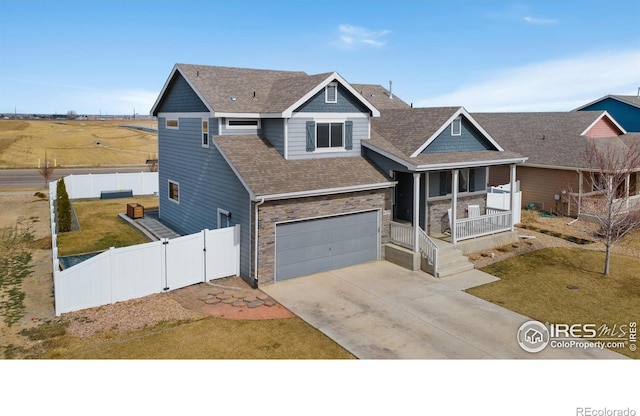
[
  {"left": 451, "top": 117, "right": 462, "bottom": 136},
  {"left": 202, "top": 120, "right": 209, "bottom": 147},
  {"left": 325, "top": 82, "right": 338, "bottom": 103},
  {"left": 317, "top": 122, "right": 343, "bottom": 149},
  {"left": 226, "top": 118, "right": 261, "bottom": 129},
  {"left": 166, "top": 119, "right": 179, "bottom": 129}
]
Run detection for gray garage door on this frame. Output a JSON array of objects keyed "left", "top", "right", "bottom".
[{"left": 275, "top": 211, "right": 379, "bottom": 281}]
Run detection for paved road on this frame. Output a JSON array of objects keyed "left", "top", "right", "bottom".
[{"left": 0, "top": 167, "right": 151, "bottom": 189}]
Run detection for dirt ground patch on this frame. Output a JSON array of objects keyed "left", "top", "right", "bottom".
[{"left": 0, "top": 192, "right": 294, "bottom": 357}]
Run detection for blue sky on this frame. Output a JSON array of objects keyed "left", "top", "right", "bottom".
[{"left": 1, "top": 0, "right": 638, "bottom": 115}]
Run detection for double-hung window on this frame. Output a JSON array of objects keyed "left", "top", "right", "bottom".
[
  {"left": 317, "top": 122, "right": 344, "bottom": 149},
  {"left": 202, "top": 120, "right": 209, "bottom": 147}
]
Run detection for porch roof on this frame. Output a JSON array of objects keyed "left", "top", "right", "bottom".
[
  {"left": 365, "top": 130, "right": 526, "bottom": 171},
  {"left": 214, "top": 135, "right": 395, "bottom": 200}
]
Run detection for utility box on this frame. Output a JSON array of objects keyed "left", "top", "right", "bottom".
[{"left": 127, "top": 203, "right": 144, "bottom": 219}]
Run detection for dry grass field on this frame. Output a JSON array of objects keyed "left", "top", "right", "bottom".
[{"left": 0, "top": 119, "right": 157, "bottom": 168}]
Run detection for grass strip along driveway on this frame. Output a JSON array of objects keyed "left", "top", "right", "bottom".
[{"left": 467, "top": 247, "right": 639, "bottom": 359}]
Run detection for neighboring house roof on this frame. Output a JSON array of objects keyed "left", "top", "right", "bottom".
[
  {"left": 213, "top": 135, "right": 395, "bottom": 200},
  {"left": 472, "top": 111, "right": 629, "bottom": 170},
  {"left": 364, "top": 107, "right": 526, "bottom": 170},
  {"left": 574, "top": 94, "right": 640, "bottom": 111},
  {"left": 351, "top": 84, "right": 412, "bottom": 109},
  {"left": 151, "top": 64, "right": 380, "bottom": 117}
]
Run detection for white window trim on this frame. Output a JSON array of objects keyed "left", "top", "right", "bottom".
[
  {"left": 202, "top": 119, "right": 209, "bottom": 148},
  {"left": 217, "top": 208, "right": 231, "bottom": 229},
  {"left": 166, "top": 119, "right": 179, "bottom": 129},
  {"left": 168, "top": 179, "right": 180, "bottom": 204},
  {"left": 314, "top": 120, "right": 345, "bottom": 152},
  {"left": 325, "top": 82, "right": 338, "bottom": 103},
  {"left": 451, "top": 116, "right": 462, "bottom": 136},
  {"left": 226, "top": 118, "right": 261, "bottom": 130}
]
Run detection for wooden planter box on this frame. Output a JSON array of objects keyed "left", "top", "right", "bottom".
[{"left": 126, "top": 203, "right": 144, "bottom": 219}]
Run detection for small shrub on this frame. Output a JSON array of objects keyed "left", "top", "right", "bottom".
[{"left": 56, "top": 178, "right": 72, "bottom": 232}]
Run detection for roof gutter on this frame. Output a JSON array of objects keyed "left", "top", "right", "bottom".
[
  {"left": 415, "top": 157, "right": 528, "bottom": 171},
  {"left": 254, "top": 181, "right": 396, "bottom": 202}
]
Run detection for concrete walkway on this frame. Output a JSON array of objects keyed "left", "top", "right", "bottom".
[
  {"left": 119, "top": 209, "right": 181, "bottom": 240},
  {"left": 262, "top": 261, "right": 627, "bottom": 359}
]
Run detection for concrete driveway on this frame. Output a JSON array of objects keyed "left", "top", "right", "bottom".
[{"left": 262, "top": 261, "right": 626, "bottom": 359}]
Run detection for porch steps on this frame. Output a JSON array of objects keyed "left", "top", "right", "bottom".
[{"left": 436, "top": 245, "right": 474, "bottom": 278}]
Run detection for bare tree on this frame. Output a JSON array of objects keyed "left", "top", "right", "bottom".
[
  {"left": 567, "top": 140, "right": 640, "bottom": 275},
  {"left": 146, "top": 154, "right": 158, "bottom": 172},
  {"left": 38, "top": 151, "right": 55, "bottom": 188}
]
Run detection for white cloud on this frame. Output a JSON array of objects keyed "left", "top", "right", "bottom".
[
  {"left": 416, "top": 49, "right": 640, "bottom": 112},
  {"left": 337, "top": 24, "right": 391, "bottom": 49},
  {"left": 524, "top": 16, "right": 558, "bottom": 25}
]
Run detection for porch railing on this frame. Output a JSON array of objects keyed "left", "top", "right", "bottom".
[
  {"left": 455, "top": 209, "right": 512, "bottom": 241},
  {"left": 389, "top": 221, "right": 438, "bottom": 275}
]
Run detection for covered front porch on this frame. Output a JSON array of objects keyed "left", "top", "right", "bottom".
[{"left": 388, "top": 164, "right": 520, "bottom": 277}]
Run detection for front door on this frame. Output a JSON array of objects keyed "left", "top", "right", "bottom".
[{"left": 395, "top": 172, "right": 413, "bottom": 223}]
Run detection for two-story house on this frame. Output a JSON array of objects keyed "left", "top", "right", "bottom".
[{"left": 151, "top": 64, "right": 526, "bottom": 285}]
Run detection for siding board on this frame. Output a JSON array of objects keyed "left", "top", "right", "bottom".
[{"left": 158, "top": 117, "right": 251, "bottom": 280}]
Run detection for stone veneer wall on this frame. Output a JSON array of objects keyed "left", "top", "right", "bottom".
[
  {"left": 427, "top": 194, "right": 486, "bottom": 234},
  {"left": 256, "top": 189, "right": 391, "bottom": 285}
]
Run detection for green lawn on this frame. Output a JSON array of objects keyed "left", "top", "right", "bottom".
[
  {"left": 467, "top": 248, "right": 640, "bottom": 358},
  {"left": 57, "top": 196, "right": 158, "bottom": 256}
]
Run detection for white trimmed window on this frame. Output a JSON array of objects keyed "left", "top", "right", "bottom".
[
  {"left": 226, "top": 119, "right": 260, "bottom": 129},
  {"left": 202, "top": 120, "right": 209, "bottom": 147},
  {"left": 166, "top": 119, "right": 179, "bottom": 129},
  {"left": 317, "top": 122, "right": 344, "bottom": 149},
  {"left": 168, "top": 180, "right": 179, "bottom": 203},
  {"left": 451, "top": 117, "right": 462, "bottom": 136},
  {"left": 325, "top": 82, "right": 338, "bottom": 103}
]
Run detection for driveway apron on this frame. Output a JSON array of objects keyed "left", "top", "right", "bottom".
[{"left": 262, "top": 261, "right": 626, "bottom": 359}]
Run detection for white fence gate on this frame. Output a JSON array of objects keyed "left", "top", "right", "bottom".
[
  {"left": 487, "top": 182, "right": 522, "bottom": 224},
  {"left": 54, "top": 226, "right": 240, "bottom": 315}
]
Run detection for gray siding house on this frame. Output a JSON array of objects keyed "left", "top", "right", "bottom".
[
  {"left": 151, "top": 64, "right": 395, "bottom": 286},
  {"left": 151, "top": 63, "right": 527, "bottom": 283}
]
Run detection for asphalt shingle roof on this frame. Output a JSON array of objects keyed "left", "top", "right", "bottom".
[
  {"left": 213, "top": 135, "right": 393, "bottom": 198},
  {"left": 351, "top": 84, "right": 412, "bottom": 110},
  {"left": 472, "top": 111, "right": 631, "bottom": 169},
  {"left": 176, "top": 64, "right": 310, "bottom": 113},
  {"left": 371, "top": 107, "right": 461, "bottom": 156}
]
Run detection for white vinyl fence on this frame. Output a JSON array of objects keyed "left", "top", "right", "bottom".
[
  {"left": 487, "top": 181, "right": 522, "bottom": 224},
  {"left": 52, "top": 227, "right": 240, "bottom": 315},
  {"left": 62, "top": 172, "right": 158, "bottom": 198},
  {"left": 49, "top": 172, "right": 241, "bottom": 316}
]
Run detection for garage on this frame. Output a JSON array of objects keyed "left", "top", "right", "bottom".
[{"left": 275, "top": 210, "right": 379, "bottom": 281}]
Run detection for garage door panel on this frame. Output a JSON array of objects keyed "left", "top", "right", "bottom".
[{"left": 276, "top": 211, "right": 379, "bottom": 281}]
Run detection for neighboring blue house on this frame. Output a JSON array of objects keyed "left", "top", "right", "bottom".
[
  {"left": 575, "top": 94, "right": 640, "bottom": 132},
  {"left": 151, "top": 64, "right": 526, "bottom": 284}
]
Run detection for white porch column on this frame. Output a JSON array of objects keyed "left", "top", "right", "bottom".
[
  {"left": 509, "top": 164, "right": 516, "bottom": 231},
  {"left": 413, "top": 172, "right": 420, "bottom": 252},
  {"left": 424, "top": 172, "right": 430, "bottom": 235},
  {"left": 625, "top": 174, "right": 631, "bottom": 211},
  {"left": 451, "top": 169, "right": 458, "bottom": 244}
]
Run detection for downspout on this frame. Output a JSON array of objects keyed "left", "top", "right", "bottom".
[{"left": 253, "top": 197, "right": 265, "bottom": 288}]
